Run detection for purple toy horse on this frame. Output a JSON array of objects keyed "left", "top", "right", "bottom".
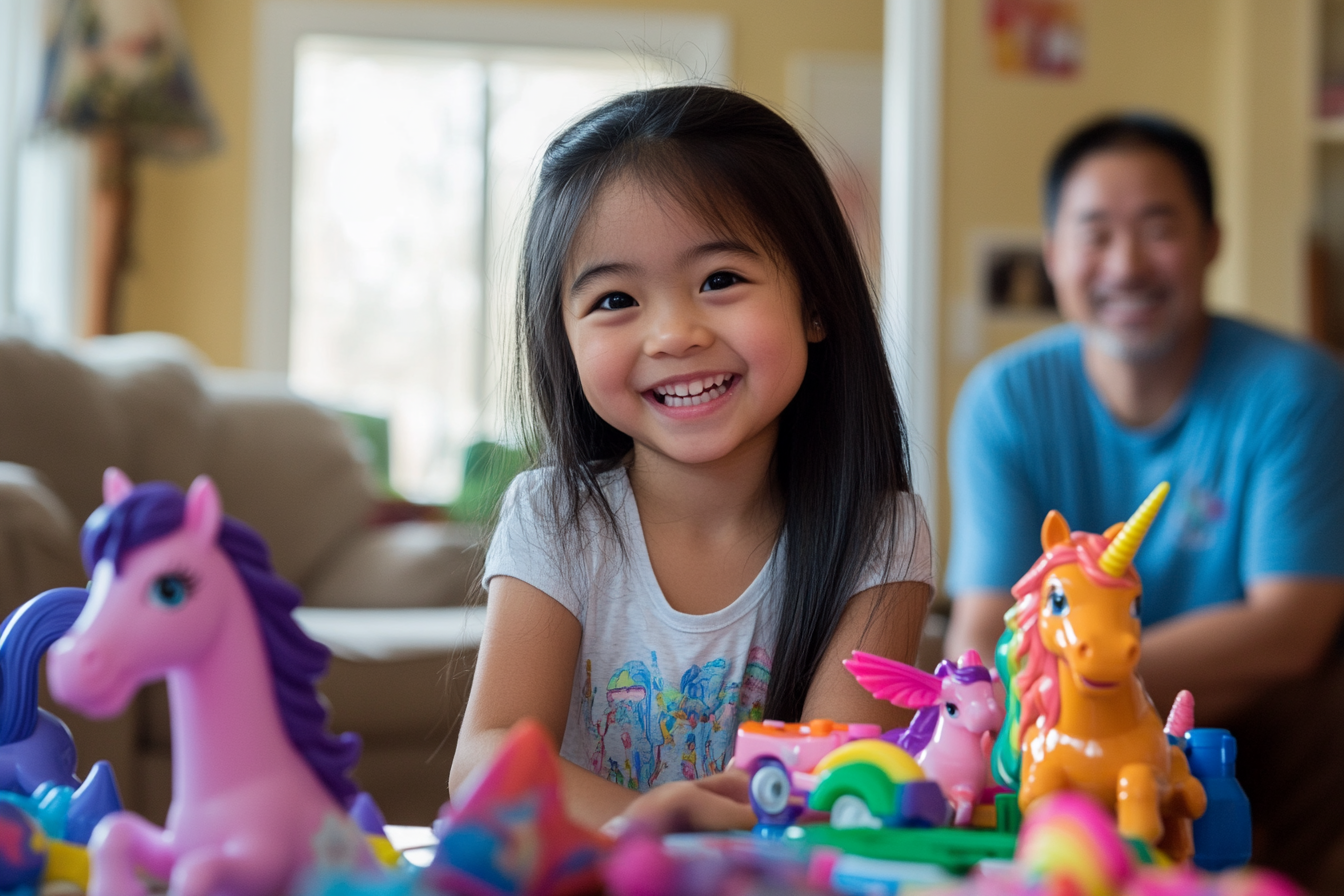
[
  {"left": 47, "top": 470, "right": 363, "bottom": 896},
  {"left": 844, "top": 649, "right": 1004, "bottom": 826}
]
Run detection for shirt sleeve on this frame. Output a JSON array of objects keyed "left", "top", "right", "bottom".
[
  {"left": 851, "top": 492, "right": 936, "bottom": 595},
  {"left": 1242, "top": 368, "right": 1344, "bottom": 583},
  {"left": 944, "top": 362, "right": 1047, "bottom": 597},
  {"left": 481, "top": 469, "right": 588, "bottom": 620}
]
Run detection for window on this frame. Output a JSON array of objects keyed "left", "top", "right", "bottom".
[
  {"left": 0, "top": 0, "right": 87, "bottom": 343},
  {"left": 251, "top": 1, "right": 730, "bottom": 502}
]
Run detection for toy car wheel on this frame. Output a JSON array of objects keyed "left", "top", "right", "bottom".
[
  {"left": 749, "top": 759, "right": 797, "bottom": 825},
  {"left": 829, "top": 793, "right": 883, "bottom": 830}
]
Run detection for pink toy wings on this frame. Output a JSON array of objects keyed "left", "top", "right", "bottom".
[{"left": 843, "top": 650, "right": 944, "bottom": 709}]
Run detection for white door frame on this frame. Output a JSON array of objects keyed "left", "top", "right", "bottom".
[{"left": 881, "top": 0, "right": 942, "bottom": 537}]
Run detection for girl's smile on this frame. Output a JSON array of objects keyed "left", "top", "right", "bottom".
[
  {"left": 562, "top": 177, "right": 820, "bottom": 468},
  {"left": 646, "top": 372, "right": 738, "bottom": 412}
]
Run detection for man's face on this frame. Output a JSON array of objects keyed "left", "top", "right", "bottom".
[{"left": 1044, "top": 148, "right": 1219, "bottom": 363}]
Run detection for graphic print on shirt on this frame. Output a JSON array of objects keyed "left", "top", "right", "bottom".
[
  {"left": 1173, "top": 476, "right": 1226, "bottom": 551},
  {"left": 580, "top": 646, "right": 772, "bottom": 791}
]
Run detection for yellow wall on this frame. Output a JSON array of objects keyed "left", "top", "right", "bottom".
[
  {"left": 121, "top": 0, "right": 884, "bottom": 366},
  {"left": 126, "top": 0, "right": 1315, "bottom": 573},
  {"left": 935, "top": 0, "right": 1313, "bottom": 566}
]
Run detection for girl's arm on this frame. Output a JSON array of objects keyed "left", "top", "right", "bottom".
[
  {"left": 454, "top": 575, "right": 764, "bottom": 833},
  {"left": 450, "top": 575, "right": 638, "bottom": 829},
  {"left": 798, "top": 580, "right": 932, "bottom": 727}
]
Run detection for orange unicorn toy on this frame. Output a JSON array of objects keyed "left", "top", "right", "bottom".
[{"left": 994, "top": 482, "right": 1207, "bottom": 860}]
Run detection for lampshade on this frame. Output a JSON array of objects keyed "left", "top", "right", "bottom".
[{"left": 37, "top": 0, "right": 219, "bottom": 158}]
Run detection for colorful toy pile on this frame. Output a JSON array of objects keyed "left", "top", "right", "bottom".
[
  {"left": 0, "top": 474, "right": 1278, "bottom": 895},
  {"left": 722, "top": 483, "right": 1260, "bottom": 893}
]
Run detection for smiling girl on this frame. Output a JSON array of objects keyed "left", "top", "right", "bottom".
[{"left": 449, "top": 85, "right": 934, "bottom": 831}]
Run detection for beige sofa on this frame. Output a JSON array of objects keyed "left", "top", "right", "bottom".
[{"left": 0, "top": 333, "right": 484, "bottom": 825}]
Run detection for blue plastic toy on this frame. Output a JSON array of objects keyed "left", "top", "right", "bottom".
[{"left": 1184, "top": 728, "right": 1252, "bottom": 871}]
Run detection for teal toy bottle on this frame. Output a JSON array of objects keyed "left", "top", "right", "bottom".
[{"left": 1185, "top": 728, "right": 1252, "bottom": 871}]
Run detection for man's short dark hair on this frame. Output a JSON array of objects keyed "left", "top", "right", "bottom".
[{"left": 1044, "top": 114, "right": 1215, "bottom": 228}]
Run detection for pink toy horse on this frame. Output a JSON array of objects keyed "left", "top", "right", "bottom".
[
  {"left": 844, "top": 650, "right": 1004, "bottom": 826},
  {"left": 47, "top": 470, "right": 363, "bottom": 896}
]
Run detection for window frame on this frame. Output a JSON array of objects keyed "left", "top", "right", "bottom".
[
  {"left": 0, "top": 0, "right": 89, "bottom": 343},
  {"left": 247, "top": 0, "right": 732, "bottom": 373}
]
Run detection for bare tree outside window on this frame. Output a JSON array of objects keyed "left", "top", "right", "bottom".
[{"left": 290, "top": 36, "right": 676, "bottom": 502}]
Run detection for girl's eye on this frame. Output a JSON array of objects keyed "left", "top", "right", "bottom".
[
  {"left": 1047, "top": 584, "right": 1069, "bottom": 616},
  {"left": 1130, "top": 594, "right": 1142, "bottom": 618},
  {"left": 595, "top": 292, "right": 637, "bottom": 311},
  {"left": 945, "top": 703, "right": 959, "bottom": 717},
  {"left": 150, "top": 574, "right": 192, "bottom": 608},
  {"left": 701, "top": 271, "right": 742, "bottom": 292}
]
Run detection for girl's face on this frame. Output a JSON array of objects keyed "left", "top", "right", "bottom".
[{"left": 562, "top": 176, "right": 819, "bottom": 469}]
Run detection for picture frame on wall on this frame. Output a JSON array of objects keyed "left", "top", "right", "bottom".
[{"left": 975, "top": 231, "right": 1057, "bottom": 314}]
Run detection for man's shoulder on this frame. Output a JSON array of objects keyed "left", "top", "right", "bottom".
[{"left": 1205, "top": 316, "right": 1344, "bottom": 401}]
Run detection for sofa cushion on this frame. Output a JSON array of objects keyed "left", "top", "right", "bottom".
[
  {"left": 0, "top": 463, "right": 85, "bottom": 613},
  {"left": 203, "top": 389, "right": 375, "bottom": 587},
  {"left": 77, "top": 336, "right": 211, "bottom": 490},
  {"left": 303, "top": 523, "right": 484, "bottom": 609},
  {"left": 0, "top": 339, "right": 129, "bottom": 521}
]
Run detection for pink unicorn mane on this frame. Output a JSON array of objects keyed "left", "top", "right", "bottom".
[{"left": 1009, "top": 531, "right": 1135, "bottom": 736}]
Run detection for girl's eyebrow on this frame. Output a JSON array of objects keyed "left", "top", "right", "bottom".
[
  {"left": 569, "top": 262, "right": 636, "bottom": 296},
  {"left": 680, "top": 239, "right": 761, "bottom": 264}
]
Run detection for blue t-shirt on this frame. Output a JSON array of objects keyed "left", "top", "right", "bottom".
[{"left": 945, "top": 316, "right": 1344, "bottom": 626}]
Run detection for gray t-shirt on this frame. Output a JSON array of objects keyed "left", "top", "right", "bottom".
[{"left": 483, "top": 467, "right": 934, "bottom": 792}]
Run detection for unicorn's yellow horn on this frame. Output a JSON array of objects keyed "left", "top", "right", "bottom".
[{"left": 1097, "top": 482, "right": 1170, "bottom": 578}]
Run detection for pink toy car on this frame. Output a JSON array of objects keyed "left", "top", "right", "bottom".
[{"left": 735, "top": 719, "right": 881, "bottom": 826}]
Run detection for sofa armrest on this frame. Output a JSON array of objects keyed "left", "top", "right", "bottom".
[
  {"left": 0, "top": 463, "right": 85, "bottom": 615},
  {"left": 293, "top": 606, "right": 485, "bottom": 662},
  {"left": 302, "top": 522, "right": 484, "bottom": 609}
]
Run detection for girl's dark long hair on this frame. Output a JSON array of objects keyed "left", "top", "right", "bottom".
[{"left": 516, "top": 85, "right": 913, "bottom": 722}]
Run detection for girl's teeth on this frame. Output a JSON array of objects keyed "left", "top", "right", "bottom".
[
  {"left": 655, "top": 375, "right": 732, "bottom": 398},
  {"left": 658, "top": 376, "right": 733, "bottom": 407}
]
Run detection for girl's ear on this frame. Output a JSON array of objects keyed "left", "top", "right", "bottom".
[{"left": 806, "top": 312, "right": 826, "bottom": 343}]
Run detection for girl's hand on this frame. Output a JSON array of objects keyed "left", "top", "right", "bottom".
[{"left": 601, "top": 768, "right": 756, "bottom": 836}]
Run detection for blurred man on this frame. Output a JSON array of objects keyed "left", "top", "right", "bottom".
[{"left": 944, "top": 115, "right": 1344, "bottom": 887}]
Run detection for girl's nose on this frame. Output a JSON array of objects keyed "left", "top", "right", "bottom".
[{"left": 644, "top": 302, "right": 713, "bottom": 357}]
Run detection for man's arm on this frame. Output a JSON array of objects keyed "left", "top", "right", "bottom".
[
  {"left": 945, "top": 590, "right": 1014, "bottom": 665},
  {"left": 1139, "top": 577, "right": 1344, "bottom": 723}
]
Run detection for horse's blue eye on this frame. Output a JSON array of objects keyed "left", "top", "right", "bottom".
[
  {"left": 945, "top": 703, "right": 959, "bottom": 717},
  {"left": 1047, "top": 585, "right": 1069, "bottom": 616},
  {"left": 150, "top": 575, "right": 190, "bottom": 608}
]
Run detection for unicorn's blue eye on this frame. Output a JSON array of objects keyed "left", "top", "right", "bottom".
[
  {"left": 1047, "top": 584, "right": 1069, "bottom": 616},
  {"left": 150, "top": 575, "right": 191, "bottom": 608},
  {"left": 1131, "top": 594, "right": 1142, "bottom": 618}
]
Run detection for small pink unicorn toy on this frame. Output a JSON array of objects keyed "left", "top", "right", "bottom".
[
  {"left": 47, "top": 470, "right": 364, "bottom": 896},
  {"left": 844, "top": 649, "right": 1004, "bottom": 826}
]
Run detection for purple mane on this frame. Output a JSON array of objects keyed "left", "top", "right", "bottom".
[
  {"left": 883, "top": 659, "right": 992, "bottom": 756},
  {"left": 80, "top": 482, "right": 361, "bottom": 808}
]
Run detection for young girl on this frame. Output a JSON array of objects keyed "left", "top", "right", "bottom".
[{"left": 449, "top": 85, "right": 933, "bottom": 832}]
